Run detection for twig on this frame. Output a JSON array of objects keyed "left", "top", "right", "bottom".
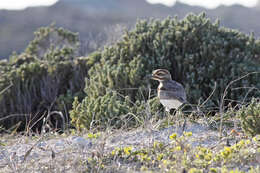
[
  {"left": 22, "top": 136, "right": 43, "bottom": 163},
  {"left": 199, "top": 81, "right": 217, "bottom": 107},
  {"left": 0, "top": 82, "right": 13, "bottom": 95}
]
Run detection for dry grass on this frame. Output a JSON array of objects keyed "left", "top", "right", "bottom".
[{"left": 0, "top": 111, "right": 260, "bottom": 173}]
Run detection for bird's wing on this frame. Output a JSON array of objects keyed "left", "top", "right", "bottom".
[{"left": 163, "top": 80, "right": 187, "bottom": 103}]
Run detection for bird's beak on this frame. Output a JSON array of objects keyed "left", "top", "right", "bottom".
[{"left": 146, "top": 74, "right": 153, "bottom": 79}]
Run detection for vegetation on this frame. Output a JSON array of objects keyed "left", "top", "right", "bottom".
[
  {"left": 71, "top": 13, "right": 260, "bottom": 129},
  {"left": 0, "top": 13, "right": 260, "bottom": 132},
  {"left": 0, "top": 25, "right": 89, "bottom": 131},
  {"left": 239, "top": 98, "right": 260, "bottom": 137},
  {"left": 1, "top": 128, "right": 260, "bottom": 172},
  {"left": 92, "top": 133, "right": 260, "bottom": 172},
  {"left": 0, "top": 13, "right": 260, "bottom": 172},
  {"left": 0, "top": 13, "right": 259, "bottom": 133}
]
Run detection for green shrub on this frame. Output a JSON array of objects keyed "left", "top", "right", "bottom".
[
  {"left": 0, "top": 25, "right": 89, "bottom": 131},
  {"left": 70, "top": 88, "right": 162, "bottom": 130},
  {"left": 71, "top": 13, "right": 260, "bottom": 129},
  {"left": 239, "top": 98, "right": 260, "bottom": 136},
  {"left": 25, "top": 23, "right": 79, "bottom": 60},
  {"left": 70, "top": 92, "right": 130, "bottom": 130}
]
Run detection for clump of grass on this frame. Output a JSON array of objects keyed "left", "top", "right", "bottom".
[{"left": 238, "top": 98, "right": 260, "bottom": 137}]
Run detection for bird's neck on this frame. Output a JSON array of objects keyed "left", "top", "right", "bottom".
[{"left": 158, "top": 82, "right": 167, "bottom": 90}]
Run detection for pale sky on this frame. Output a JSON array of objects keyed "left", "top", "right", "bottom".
[
  {"left": 0, "top": 0, "right": 59, "bottom": 10},
  {"left": 147, "top": 0, "right": 258, "bottom": 8},
  {"left": 0, "top": 0, "right": 258, "bottom": 10}
]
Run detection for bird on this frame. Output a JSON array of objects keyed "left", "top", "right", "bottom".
[{"left": 151, "top": 69, "right": 187, "bottom": 112}]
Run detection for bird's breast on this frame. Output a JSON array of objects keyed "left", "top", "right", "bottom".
[
  {"left": 157, "top": 89, "right": 171, "bottom": 99},
  {"left": 160, "top": 99, "right": 183, "bottom": 110}
]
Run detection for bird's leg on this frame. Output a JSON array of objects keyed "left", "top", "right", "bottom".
[
  {"left": 177, "top": 107, "right": 187, "bottom": 135},
  {"left": 181, "top": 115, "right": 187, "bottom": 134},
  {"left": 175, "top": 109, "right": 181, "bottom": 133},
  {"left": 165, "top": 107, "right": 171, "bottom": 127}
]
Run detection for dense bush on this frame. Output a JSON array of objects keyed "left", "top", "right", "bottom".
[
  {"left": 0, "top": 25, "right": 90, "bottom": 131},
  {"left": 70, "top": 13, "right": 260, "bottom": 129}
]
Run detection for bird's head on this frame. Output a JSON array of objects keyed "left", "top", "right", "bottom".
[{"left": 151, "top": 69, "right": 172, "bottom": 81}]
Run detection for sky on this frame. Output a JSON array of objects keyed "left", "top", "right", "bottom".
[
  {"left": 0, "top": 0, "right": 58, "bottom": 10},
  {"left": 0, "top": 0, "right": 258, "bottom": 10},
  {"left": 147, "top": 0, "right": 258, "bottom": 8}
]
